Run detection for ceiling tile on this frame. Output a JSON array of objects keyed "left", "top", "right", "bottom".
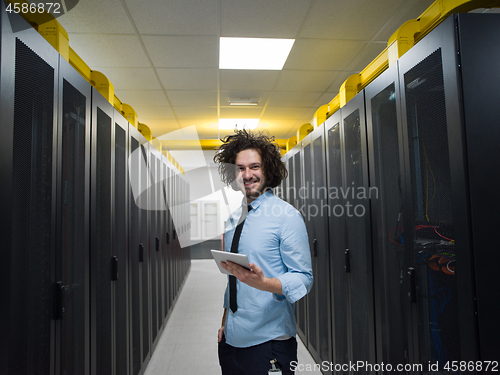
[
  {"left": 344, "top": 42, "right": 387, "bottom": 72},
  {"left": 220, "top": 0, "right": 313, "bottom": 38},
  {"left": 220, "top": 70, "right": 280, "bottom": 91},
  {"left": 167, "top": 91, "right": 218, "bottom": 107},
  {"left": 157, "top": 68, "right": 218, "bottom": 90},
  {"left": 284, "top": 39, "right": 366, "bottom": 71},
  {"left": 313, "top": 92, "right": 337, "bottom": 109},
  {"left": 99, "top": 68, "right": 161, "bottom": 90},
  {"left": 132, "top": 106, "right": 176, "bottom": 119},
  {"left": 67, "top": 34, "right": 150, "bottom": 68},
  {"left": 219, "top": 90, "right": 271, "bottom": 107},
  {"left": 114, "top": 90, "right": 170, "bottom": 107},
  {"left": 261, "top": 107, "right": 312, "bottom": 120},
  {"left": 143, "top": 119, "right": 181, "bottom": 138},
  {"left": 173, "top": 107, "right": 218, "bottom": 119},
  {"left": 300, "top": 0, "right": 406, "bottom": 40},
  {"left": 177, "top": 121, "right": 220, "bottom": 138},
  {"left": 274, "top": 70, "right": 341, "bottom": 92},
  {"left": 125, "top": 0, "right": 217, "bottom": 35},
  {"left": 142, "top": 36, "right": 218, "bottom": 68},
  {"left": 58, "top": 0, "right": 134, "bottom": 34},
  {"left": 267, "top": 91, "right": 322, "bottom": 108},
  {"left": 219, "top": 107, "right": 263, "bottom": 119}
]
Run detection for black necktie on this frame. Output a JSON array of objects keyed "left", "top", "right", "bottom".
[{"left": 229, "top": 205, "right": 252, "bottom": 313}]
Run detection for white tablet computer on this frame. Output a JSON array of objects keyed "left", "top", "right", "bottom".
[{"left": 211, "top": 249, "right": 251, "bottom": 275}]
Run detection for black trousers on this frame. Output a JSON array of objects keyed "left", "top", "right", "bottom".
[{"left": 218, "top": 334, "right": 297, "bottom": 375}]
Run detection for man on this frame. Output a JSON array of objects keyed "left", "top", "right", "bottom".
[{"left": 213, "top": 129, "right": 313, "bottom": 375}]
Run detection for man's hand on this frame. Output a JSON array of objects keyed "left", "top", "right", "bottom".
[
  {"left": 220, "top": 261, "right": 283, "bottom": 295},
  {"left": 218, "top": 326, "right": 224, "bottom": 343}
]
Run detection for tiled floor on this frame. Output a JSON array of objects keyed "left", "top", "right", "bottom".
[{"left": 145, "top": 260, "right": 322, "bottom": 375}]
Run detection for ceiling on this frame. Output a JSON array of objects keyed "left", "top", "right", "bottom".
[{"left": 56, "top": 0, "right": 473, "bottom": 145}]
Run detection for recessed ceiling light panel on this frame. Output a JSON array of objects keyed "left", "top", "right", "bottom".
[
  {"left": 229, "top": 98, "right": 259, "bottom": 106},
  {"left": 219, "top": 119, "right": 259, "bottom": 130},
  {"left": 219, "top": 37, "right": 295, "bottom": 70}
]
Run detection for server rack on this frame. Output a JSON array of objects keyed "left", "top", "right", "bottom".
[
  {"left": 113, "top": 109, "right": 131, "bottom": 375},
  {"left": 300, "top": 133, "right": 320, "bottom": 361},
  {"left": 149, "top": 150, "right": 160, "bottom": 350},
  {"left": 456, "top": 14, "right": 500, "bottom": 362},
  {"left": 128, "top": 124, "right": 149, "bottom": 375},
  {"left": 325, "top": 111, "right": 350, "bottom": 370},
  {"left": 365, "top": 63, "right": 409, "bottom": 370},
  {"left": 0, "top": 7, "right": 59, "bottom": 374},
  {"left": 397, "top": 13, "right": 500, "bottom": 369},
  {"left": 342, "top": 92, "right": 377, "bottom": 371},
  {"left": 161, "top": 161, "right": 171, "bottom": 321},
  {"left": 139, "top": 142, "right": 152, "bottom": 366},
  {"left": 90, "top": 87, "right": 121, "bottom": 375},
  {"left": 55, "top": 55, "right": 92, "bottom": 375},
  {"left": 310, "top": 123, "right": 333, "bottom": 372}
]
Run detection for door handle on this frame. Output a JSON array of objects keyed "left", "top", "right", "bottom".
[
  {"left": 54, "top": 281, "right": 65, "bottom": 320},
  {"left": 139, "top": 244, "right": 144, "bottom": 262},
  {"left": 345, "top": 249, "right": 351, "bottom": 273},
  {"left": 112, "top": 256, "right": 118, "bottom": 281}
]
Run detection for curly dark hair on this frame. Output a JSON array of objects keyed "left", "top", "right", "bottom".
[{"left": 213, "top": 129, "right": 287, "bottom": 190}]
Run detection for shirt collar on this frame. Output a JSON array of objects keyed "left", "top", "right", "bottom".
[{"left": 240, "top": 189, "right": 273, "bottom": 211}]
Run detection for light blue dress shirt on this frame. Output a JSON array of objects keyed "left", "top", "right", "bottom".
[{"left": 223, "top": 190, "right": 313, "bottom": 348}]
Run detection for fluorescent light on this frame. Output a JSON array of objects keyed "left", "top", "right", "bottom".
[
  {"left": 220, "top": 37, "right": 295, "bottom": 70},
  {"left": 229, "top": 98, "right": 259, "bottom": 106},
  {"left": 219, "top": 119, "right": 259, "bottom": 130}
]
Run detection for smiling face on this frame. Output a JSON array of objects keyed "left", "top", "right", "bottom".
[{"left": 235, "top": 148, "right": 267, "bottom": 204}]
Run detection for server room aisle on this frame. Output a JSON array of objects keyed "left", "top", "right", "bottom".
[{"left": 145, "top": 260, "right": 321, "bottom": 375}]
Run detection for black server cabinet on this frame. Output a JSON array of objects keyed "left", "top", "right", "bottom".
[
  {"left": 90, "top": 89, "right": 133, "bottom": 375},
  {"left": 300, "top": 134, "right": 319, "bottom": 360},
  {"left": 0, "top": 8, "right": 59, "bottom": 374},
  {"left": 149, "top": 152, "right": 159, "bottom": 348},
  {"left": 457, "top": 13, "right": 500, "bottom": 363},
  {"left": 164, "top": 165, "right": 174, "bottom": 314},
  {"left": 340, "top": 92, "right": 376, "bottom": 371},
  {"left": 324, "top": 93, "right": 376, "bottom": 373},
  {"left": 310, "top": 123, "right": 333, "bottom": 372},
  {"left": 139, "top": 142, "right": 151, "bottom": 365},
  {"left": 149, "top": 147, "right": 166, "bottom": 352},
  {"left": 113, "top": 112, "right": 130, "bottom": 375},
  {"left": 56, "top": 55, "right": 92, "bottom": 375},
  {"left": 157, "top": 157, "right": 166, "bottom": 327},
  {"left": 325, "top": 111, "right": 349, "bottom": 370},
  {"left": 365, "top": 64, "right": 409, "bottom": 370},
  {"left": 161, "top": 161, "right": 171, "bottom": 320},
  {"left": 289, "top": 145, "right": 308, "bottom": 344},
  {"left": 90, "top": 88, "right": 115, "bottom": 375},
  {"left": 128, "top": 124, "right": 149, "bottom": 375},
  {"left": 284, "top": 145, "right": 308, "bottom": 344},
  {"left": 398, "top": 13, "right": 500, "bottom": 368},
  {"left": 0, "top": 6, "right": 60, "bottom": 374}
]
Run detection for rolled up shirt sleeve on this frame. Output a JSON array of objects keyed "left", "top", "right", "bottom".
[{"left": 274, "top": 208, "right": 313, "bottom": 304}]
